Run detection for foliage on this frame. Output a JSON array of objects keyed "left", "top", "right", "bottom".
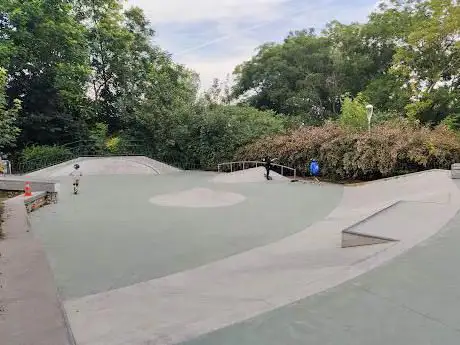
[
  {"left": 339, "top": 94, "right": 368, "bottom": 131},
  {"left": 0, "top": 68, "right": 20, "bottom": 151},
  {"left": 232, "top": 0, "right": 460, "bottom": 127},
  {"left": 20, "top": 145, "right": 73, "bottom": 169},
  {"left": 441, "top": 114, "right": 460, "bottom": 130},
  {"left": 232, "top": 30, "right": 339, "bottom": 122},
  {"left": 236, "top": 120, "right": 460, "bottom": 181},
  {"left": 1, "top": 0, "right": 91, "bottom": 146},
  {"left": 89, "top": 122, "right": 109, "bottom": 154},
  {"left": 129, "top": 104, "right": 286, "bottom": 169},
  {"left": 2, "top": 0, "right": 460, "bottom": 177}
]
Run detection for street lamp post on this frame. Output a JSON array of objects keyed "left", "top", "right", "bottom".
[{"left": 366, "top": 104, "right": 374, "bottom": 133}]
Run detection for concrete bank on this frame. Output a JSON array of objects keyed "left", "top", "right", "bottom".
[{"left": 0, "top": 196, "right": 74, "bottom": 345}]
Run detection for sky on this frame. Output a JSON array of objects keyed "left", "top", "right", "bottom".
[{"left": 126, "top": 0, "right": 380, "bottom": 89}]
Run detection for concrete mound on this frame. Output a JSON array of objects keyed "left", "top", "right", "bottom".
[
  {"left": 213, "top": 167, "right": 288, "bottom": 184},
  {"left": 27, "top": 156, "right": 179, "bottom": 178},
  {"left": 149, "top": 188, "right": 246, "bottom": 208}
]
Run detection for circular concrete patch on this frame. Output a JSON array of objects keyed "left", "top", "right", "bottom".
[{"left": 149, "top": 188, "right": 246, "bottom": 208}]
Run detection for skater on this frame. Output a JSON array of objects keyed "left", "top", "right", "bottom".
[
  {"left": 70, "top": 164, "right": 82, "bottom": 194},
  {"left": 262, "top": 156, "right": 276, "bottom": 180}
]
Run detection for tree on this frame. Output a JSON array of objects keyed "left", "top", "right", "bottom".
[
  {"left": 232, "top": 30, "right": 338, "bottom": 123},
  {"left": 203, "top": 75, "right": 232, "bottom": 107},
  {"left": 76, "top": 0, "right": 187, "bottom": 133},
  {"left": 0, "top": 68, "right": 20, "bottom": 151},
  {"left": 1, "top": 0, "right": 90, "bottom": 146},
  {"left": 232, "top": 22, "right": 397, "bottom": 123},
  {"left": 387, "top": 0, "right": 460, "bottom": 123}
]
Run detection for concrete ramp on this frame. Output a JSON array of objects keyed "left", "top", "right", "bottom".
[
  {"left": 27, "top": 156, "right": 179, "bottom": 178},
  {"left": 342, "top": 231, "right": 398, "bottom": 248},
  {"left": 338, "top": 171, "right": 455, "bottom": 248}
]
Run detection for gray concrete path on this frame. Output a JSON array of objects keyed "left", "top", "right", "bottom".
[
  {"left": 64, "top": 170, "right": 460, "bottom": 345},
  {"left": 0, "top": 197, "right": 74, "bottom": 345}
]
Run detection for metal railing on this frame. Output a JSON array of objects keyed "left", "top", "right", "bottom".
[{"left": 217, "top": 161, "right": 297, "bottom": 179}]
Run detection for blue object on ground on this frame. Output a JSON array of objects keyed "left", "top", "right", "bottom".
[{"left": 310, "top": 160, "right": 320, "bottom": 176}]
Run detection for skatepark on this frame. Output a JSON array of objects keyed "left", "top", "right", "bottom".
[{"left": 2, "top": 156, "right": 460, "bottom": 344}]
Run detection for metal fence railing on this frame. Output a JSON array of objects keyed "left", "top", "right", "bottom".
[{"left": 217, "top": 161, "right": 297, "bottom": 179}]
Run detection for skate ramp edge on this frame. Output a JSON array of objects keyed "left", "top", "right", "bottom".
[
  {"left": 26, "top": 156, "right": 180, "bottom": 178},
  {"left": 341, "top": 201, "right": 400, "bottom": 248}
]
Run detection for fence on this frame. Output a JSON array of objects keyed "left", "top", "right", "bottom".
[{"left": 217, "top": 161, "right": 297, "bottom": 179}]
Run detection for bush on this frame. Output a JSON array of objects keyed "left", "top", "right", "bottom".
[
  {"left": 134, "top": 104, "right": 287, "bottom": 170},
  {"left": 20, "top": 145, "right": 73, "bottom": 172},
  {"left": 235, "top": 119, "right": 460, "bottom": 181},
  {"left": 339, "top": 94, "right": 368, "bottom": 131}
]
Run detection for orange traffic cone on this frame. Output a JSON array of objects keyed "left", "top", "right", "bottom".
[{"left": 24, "top": 182, "right": 32, "bottom": 197}]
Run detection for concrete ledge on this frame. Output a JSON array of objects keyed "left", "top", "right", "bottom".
[
  {"left": 24, "top": 192, "right": 48, "bottom": 213},
  {"left": 0, "top": 198, "right": 75, "bottom": 345},
  {"left": 451, "top": 164, "right": 460, "bottom": 179},
  {"left": 0, "top": 177, "right": 60, "bottom": 193},
  {"left": 1, "top": 177, "right": 59, "bottom": 213}
]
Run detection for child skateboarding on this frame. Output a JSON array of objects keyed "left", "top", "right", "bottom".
[{"left": 70, "top": 164, "right": 82, "bottom": 194}]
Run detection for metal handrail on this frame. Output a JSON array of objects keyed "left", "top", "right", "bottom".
[{"left": 217, "top": 161, "right": 296, "bottom": 179}]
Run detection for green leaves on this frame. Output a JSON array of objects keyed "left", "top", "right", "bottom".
[
  {"left": 339, "top": 94, "right": 368, "bottom": 131},
  {"left": 0, "top": 68, "right": 20, "bottom": 150},
  {"left": 2, "top": 0, "right": 90, "bottom": 146}
]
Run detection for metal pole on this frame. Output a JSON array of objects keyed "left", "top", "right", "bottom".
[{"left": 281, "top": 166, "right": 284, "bottom": 176}]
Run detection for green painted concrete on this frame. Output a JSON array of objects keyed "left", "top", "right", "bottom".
[
  {"left": 182, "top": 183, "right": 460, "bottom": 345},
  {"left": 30, "top": 172, "right": 343, "bottom": 300}
]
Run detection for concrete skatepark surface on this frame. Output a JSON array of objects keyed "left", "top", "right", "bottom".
[
  {"left": 13, "top": 158, "right": 460, "bottom": 345},
  {"left": 30, "top": 165, "right": 343, "bottom": 300}
]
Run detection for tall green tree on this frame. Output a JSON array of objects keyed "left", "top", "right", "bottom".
[
  {"left": 0, "top": 0, "right": 90, "bottom": 146},
  {"left": 76, "top": 0, "right": 188, "bottom": 133},
  {"left": 233, "top": 30, "right": 337, "bottom": 123},
  {"left": 390, "top": 0, "right": 460, "bottom": 123},
  {"left": 0, "top": 68, "right": 20, "bottom": 151}
]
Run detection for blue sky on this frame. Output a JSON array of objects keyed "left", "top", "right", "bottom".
[{"left": 127, "top": 0, "right": 379, "bottom": 89}]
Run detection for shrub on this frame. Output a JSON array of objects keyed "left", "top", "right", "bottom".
[
  {"left": 339, "top": 94, "right": 368, "bottom": 131},
  {"left": 236, "top": 119, "right": 460, "bottom": 181},
  {"left": 106, "top": 137, "right": 122, "bottom": 154},
  {"left": 20, "top": 145, "right": 73, "bottom": 172}
]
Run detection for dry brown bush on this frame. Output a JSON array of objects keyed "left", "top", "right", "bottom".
[{"left": 235, "top": 120, "right": 460, "bottom": 181}]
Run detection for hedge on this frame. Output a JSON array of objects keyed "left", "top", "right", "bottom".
[{"left": 235, "top": 120, "right": 460, "bottom": 181}]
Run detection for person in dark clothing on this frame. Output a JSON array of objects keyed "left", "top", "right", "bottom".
[{"left": 262, "top": 156, "right": 276, "bottom": 180}]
